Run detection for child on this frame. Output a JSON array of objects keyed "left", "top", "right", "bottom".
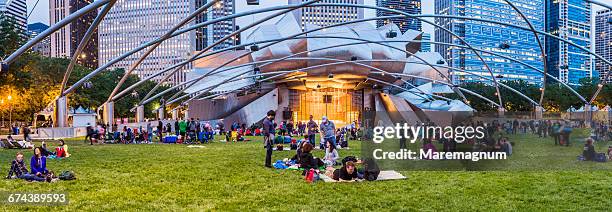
[{"left": 608, "top": 146, "right": 612, "bottom": 161}]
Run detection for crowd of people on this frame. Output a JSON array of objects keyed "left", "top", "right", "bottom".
[{"left": 261, "top": 110, "right": 371, "bottom": 182}]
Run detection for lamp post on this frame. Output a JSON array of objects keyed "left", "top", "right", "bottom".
[
  {"left": 7, "top": 95, "right": 12, "bottom": 127},
  {"left": 0, "top": 99, "right": 3, "bottom": 127}
]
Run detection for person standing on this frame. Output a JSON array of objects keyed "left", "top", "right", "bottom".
[
  {"left": 307, "top": 115, "right": 318, "bottom": 146},
  {"left": 174, "top": 120, "right": 179, "bottom": 136},
  {"left": 263, "top": 110, "right": 276, "bottom": 168},
  {"left": 179, "top": 119, "right": 187, "bottom": 137},
  {"left": 319, "top": 116, "right": 336, "bottom": 148},
  {"left": 157, "top": 120, "right": 163, "bottom": 138}
]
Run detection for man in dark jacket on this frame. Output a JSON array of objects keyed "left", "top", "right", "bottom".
[{"left": 263, "top": 110, "right": 276, "bottom": 168}]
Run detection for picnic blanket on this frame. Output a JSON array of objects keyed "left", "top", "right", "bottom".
[
  {"left": 187, "top": 145, "right": 206, "bottom": 148},
  {"left": 319, "top": 170, "right": 407, "bottom": 183}
]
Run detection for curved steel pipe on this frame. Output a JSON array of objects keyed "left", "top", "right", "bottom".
[
  {"left": 419, "top": 40, "right": 588, "bottom": 103},
  {"left": 3, "top": 0, "right": 113, "bottom": 64},
  {"left": 104, "top": 0, "right": 220, "bottom": 103},
  {"left": 60, "top": 0, "right": 116, "bottom": 93},
  {"left": 501, "top": 0, "right": 548, "bottom": 105},
  {"left": 165, "top": 0, "right": 326, "bottom": 102},
  {"left": 133, "top": 32, "right": 456, "bottom": 105},
  {"left": 167, "top": 57, "right": 518, "bottom": 109},
  {"left": 103, "top": 4, "right": 605, "bottom": 104}
]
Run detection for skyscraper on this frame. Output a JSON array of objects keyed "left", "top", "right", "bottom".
[
  {"left": 546, "top": 0, "right": 592, "bottom": 85},
  {"left": 376, "top": 0, "right": 422, "bottom": 33},
  {"left": 0, "top": 0, "right": 27, "bottom": 35},
  {"left": 289, "top": 0, "right": 364, "bottom": 30},
  {"left": 595, "top": 9, "right": 612, "bottom": 84},
  {"left": 27, "top": 22, "right": 51, "bottom": 56},
  {"left": 421, "top": 32, "right": 431, "bottom": 52},
  {"left": 98, "top": 0, "right": 194, "bottom": 84},
  {"left": 192, "top": 0, "right": 237, "bottom": 51},
  {"left": 50, "top": 0, "right": 98, "bottom": 68},
  {"left": 435, "top": 0, "right": 545, "bottom": 84}
]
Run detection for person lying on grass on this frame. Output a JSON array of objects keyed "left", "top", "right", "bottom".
[
  {"left": 328, "top": 161, "right": 358, "bottom": 182},
  {"left": 6, "top": 151, "right": 49, "bottom": 182}
]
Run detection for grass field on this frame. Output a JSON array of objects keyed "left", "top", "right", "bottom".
[{"left": 0, "top": 131, "right": 611, "bottom": 211}]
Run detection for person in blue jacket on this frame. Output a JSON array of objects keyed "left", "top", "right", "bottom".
[{"left": 30, "top": 147, "right": 49, "bottom": 177}]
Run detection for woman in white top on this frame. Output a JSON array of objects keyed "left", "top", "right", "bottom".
[{"left": 323, "top": 140, "right": 340, "bottom": 167}]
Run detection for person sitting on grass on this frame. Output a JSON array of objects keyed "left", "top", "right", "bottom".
[
  {"left": 323, "top": 140, "right": 340, "bottom": 167},
  {"left": 275, "top": 133, "right": 285, "bottom": 145},
  {"left": 283, "top": 133, "right": 292, "bottom": 144},
  {"left": 299, "top": 143, "right": 323, "bottom": 175},
  {"left": 6, "top": 152, "right": 48, "bottom": 182},
  {"left": 499, "top": 137, "right": 512, "bottom": 156},
  {"left": 291, "top": 138, "right": 309, "bottom": 164},
  {"left": 31, "top": 147, "right": 51, "bottom": 178},
  {"left": 582, "top": 138, "right": 596, "bottom": 161},
  {"left": 55, "top": 140, "right": 70, "bottom": 158},
  {"left": 331, "top": 161, "right": 358, "bottom": 182},
  {"left": 40, "top": 141, "right": 54, "bottom": 157},
  {"left": 17, "top": 138, "right": 34, "bottom": 149}
]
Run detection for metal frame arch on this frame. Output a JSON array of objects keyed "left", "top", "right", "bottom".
[
  {"left": 131, "top": 31, "right": 461, "bottom": 105},
  {"left": 104, "top": 0, "right": 220, "bottom": 103},
  {"left": 309, "top": 3, "right": 504, "bottom": 108},
  {"left": 133, "top": 35, "right": 538, "bottom": 110},
  {"left": 500, "top": 0, "right": 548, "bottom": 105},
  {"left": 62, "top": 2, "right": 326, "bottom": 96},
  {"left": 167, "top": 57, "right": 513, "bottom": 110},
  {"left": 60, "top": 0, "right": 117, "bottom": 93},
  {"left": 161, "top": 0, "right": 327, "bottom": 102},
  {"left": 3, "top": 0, "right": 113, "bottom": 64},
  {"left": 418, "top": 40, "right": 588, "bottom": 103}
]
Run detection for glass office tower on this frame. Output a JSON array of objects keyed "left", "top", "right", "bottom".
[
  {"left": 546, "top": 0, "right": 592, "bottom": 85},
  {"left": 435, "top": 0, "right": 545, "bottom": 84}
]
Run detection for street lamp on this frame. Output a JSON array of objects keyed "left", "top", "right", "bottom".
[
  {"left": 0, "top": 99, "right": 3, "bottom": 127},
  {"left": 7, "top": 95, "right": 12, "bottom": 127}
]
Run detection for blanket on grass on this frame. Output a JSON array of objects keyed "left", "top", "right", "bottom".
[{"left": 319, "top": 170, "right": 406, "bottom": 183}]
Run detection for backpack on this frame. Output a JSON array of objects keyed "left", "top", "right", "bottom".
[
  {"left": 363, "top": 158, "right": 380, "bottom": 181},
  {"left": 594, "top": 153, "right": 607, "bottom": 163},
  {"left": 59, "top": 170, "right": 76, "bottom": 180}
]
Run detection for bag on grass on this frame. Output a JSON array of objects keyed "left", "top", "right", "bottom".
[
  {"left": 305, "top": 168, "right": 315, "bottom": 183},
  {"left": 59, "top": 170, "right": 76, "bottom": 180},
  {"left": 363, "top": 158, "right": 380, "bottom": 181},
  {"left": 594, "top": 153, "right": 607, "bottom": 163}
]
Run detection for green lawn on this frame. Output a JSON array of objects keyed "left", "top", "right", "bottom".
[{"left": 0, "top": 131, "right": 610, "bottom": 211}]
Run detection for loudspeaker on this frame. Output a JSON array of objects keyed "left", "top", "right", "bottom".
[{"left": 282, "top": 111, "right": 292, "bottom": 120}]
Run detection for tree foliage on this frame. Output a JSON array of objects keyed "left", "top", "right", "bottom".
[{"left": 0, "top": 17, "right": 175, "bottom": 123}]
